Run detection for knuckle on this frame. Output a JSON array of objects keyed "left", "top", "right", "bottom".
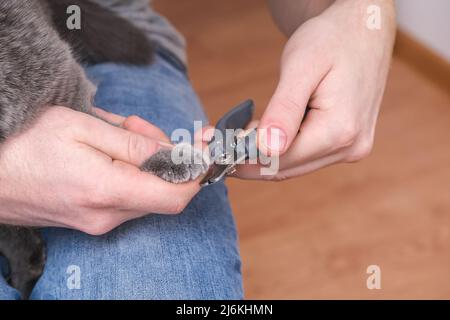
[
  {"left": 127, "top": 133, "right": 139, "bottom": 163},
  {"left": 268, "top": 175, "right": 285, "bottom": 182},
  {"left": 127, "top": 115, "right": 143, "bottom": 123},
  {"left": 273, "top": 95, "right": 303, "bottom": 115},
  {"left": 44, "top": 107, "right": 75, "bottom": 131},
  {"left": 123, "top": 115, "right": 143, "bottom": 129},
  {"left": 334, "top": 122, "right": 359, "bottom": 148},
  {"left": 262, "top": 172, "right": 289, "bottom": 182},
  {"left": 274, "top": 172, "right": 294, "bottom": 181},
  {"left": 345, "top": 138, "right": 373, "bottom": 162},
  {"left": 167, "top": 197, "right": 189, "bottom": 214},
  {"left": 126, "top": 133, "right": 147, "bottom": 164},
  {"left": 46, "top": 105, "right": 67, "bottom": 117},
  {"left": 82, "top": 216, "right": 115, "bottom": 236}
]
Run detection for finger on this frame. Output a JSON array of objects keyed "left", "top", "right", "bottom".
[
  {"left": 192, "top": 126, "right": 215, "bottom": 157},
  {"left": 194, "top": 125, "right": 215, "bottom": 143},
  {"left": 258, "top": 45, "right": 332, "bottom": 155},
  {"left": 274, "top": 152, "right": 344, "bottom": 180},
  {"left": 278, "top": 105, "right": 359, "bottom": 171},
  {"left": 231, "top": 109, "right": 334, "bottom": 179},
  {"left": 233, "top": 151, "right": 343, "bottom": 180},
  {"left": 231, "top": 163, "right": 265, "bottom": 180},
  {"left": 277, "top": 108, "right": 336, "bottom": 170},
  {"left": 93, "top": 107, "right": 126, "bottom": 125},
  {"left": 246, "top": 120, "right": 259, "bottom": 130},
  {"left": 235, "top": 104, "right": 359, "bottom": 178},
  {"left": 121, "top": 115, "right": 171, "bottom": 143},
  {"left": 76, "top": 113, "right": 164, "bottom": 166},
  {"left": 108, "top": 160, "right": 201, "bottom": 213},
  {"left": 93, "top": 108, "right": 170, "bottom": 143}
]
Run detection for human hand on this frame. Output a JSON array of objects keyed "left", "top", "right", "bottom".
[
  {"left": 236, "top": 0, "right": 396, "bottom": 180},
  {"left": 0, "top": 107, "right": 200, "bottom": 235}
]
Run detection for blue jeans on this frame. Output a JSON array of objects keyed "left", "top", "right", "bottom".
[{"left": 0, "top": 53, "right": 243, "bottom": 299}]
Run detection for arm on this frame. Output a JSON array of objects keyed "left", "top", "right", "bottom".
[
  {"left": 236, "top": 0, "right": 396, "bottom": 180},
  {"left": 267, "top": 0, "right": 335, "bottom": 36}
]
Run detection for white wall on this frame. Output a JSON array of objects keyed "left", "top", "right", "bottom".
[{"left": 396, "top": 0, "right": 450, "bottom": 62}]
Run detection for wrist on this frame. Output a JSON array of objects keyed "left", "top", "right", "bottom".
[
  {"left": 318, "top": 0, "right": 396, "bottom": 55},
  {"left": 267, "top": 0, "right": 335, "bottom": 36},
  {"left": 330, "top": 0, "right": 396, "bottom": 31}
]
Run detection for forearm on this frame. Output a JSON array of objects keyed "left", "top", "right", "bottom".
[
  {"left": 266, "top": 0, "right": 335, "bottom": 36},
  {"left": 266, "top": 0, "right": 395, "bottom": 37}
]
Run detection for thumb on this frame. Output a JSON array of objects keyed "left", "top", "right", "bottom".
[
  {"left": 76, "top": 112, "right": 166, "bottom": 166},
  {"left": 258, "top": 47, "right": 329, "bottom": 155}
]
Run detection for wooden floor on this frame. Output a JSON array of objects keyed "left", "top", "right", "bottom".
[{"left": 156, "top": 0, "right": 450, "bottom": 299}]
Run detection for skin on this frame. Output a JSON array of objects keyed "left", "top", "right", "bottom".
[
  {"left": 0, "top": 0, "right": 396, "bottom": 234},
  {"left": 0, "top": 107, "right": 200, "bottom": 235},
  {"left": 234, "top": 0, "right": 397, "bottom": 180}
]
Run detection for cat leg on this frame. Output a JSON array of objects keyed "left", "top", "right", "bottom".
[
  {"left": 140, "top": 143, "right": 210, "bottom": 184},
  {"left": 0, "top": 225, "right": 46, "bottom": 299}
]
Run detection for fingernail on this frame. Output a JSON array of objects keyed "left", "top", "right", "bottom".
[
  {"left": 157, "top": 141, "right": 174, "bottom": 149},
  {"left": 261, "top": 126, "right": 287, "bottom": 153}
]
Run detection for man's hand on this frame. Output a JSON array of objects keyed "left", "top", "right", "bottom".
[
  {"left": 0, "top": 107, "right": 200, "bottom": 235},
  {"left": 237, "top": 0, "right": 396, "bottom": 180}
]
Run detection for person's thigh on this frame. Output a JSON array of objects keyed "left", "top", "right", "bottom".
[{"left": 27, "top": 55, "right": 243, "bottom": 299}]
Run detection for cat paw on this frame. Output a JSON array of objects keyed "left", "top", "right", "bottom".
[{"left": 140, "top": 143, "right": 210, "bottom": 184}]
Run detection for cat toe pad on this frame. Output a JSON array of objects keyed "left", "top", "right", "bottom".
[{"left": 140, "top": 143, "right": 209, "bottom": 184}]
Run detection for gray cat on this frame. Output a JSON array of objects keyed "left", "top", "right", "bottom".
[{"left": 0, "top": 0, "right": 207, "bottom": 299}]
